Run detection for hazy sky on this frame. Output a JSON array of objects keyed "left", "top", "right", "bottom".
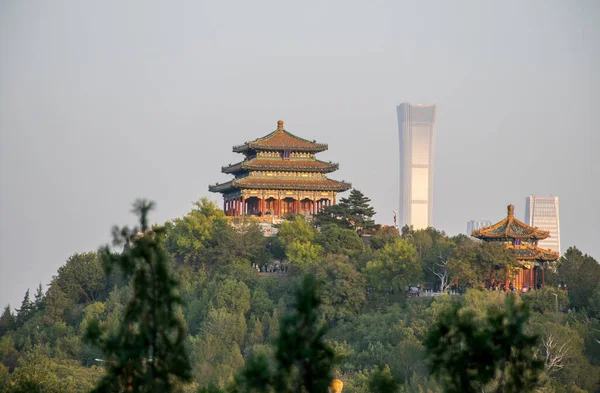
[{"left": 1, "top": 1, "right": 598, "bottom": 308}]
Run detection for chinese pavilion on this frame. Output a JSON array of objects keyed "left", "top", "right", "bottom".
[
  {"left": 209, "top": 120, "right": 351, "bottom": 218},
  {"left": 472, "top": 204, "right": 559, "bottom": 291}
]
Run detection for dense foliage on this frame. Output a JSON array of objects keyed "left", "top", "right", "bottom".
[
  {"left": 1, "top": 197, "right": 599, "bottom": 393},
  {"left": 426, "top": 295, "right": 543, "bottom": 393},
  {"left": 85, "top": 200, "right": 191, "bottom": 392}
]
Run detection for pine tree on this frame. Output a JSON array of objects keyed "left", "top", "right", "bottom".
[
  {"left": 340, "top": 189, "right": 376, "bottom": 230},
  {"left": 237, "top": 275, "right": 335, "bottom": 393},
  {"left": 15, "top": 289, "right": 34, "bottom": 327},
  {"left": 314, "top": 189, "right": 376, "bottom": 231},
  {"left": 34, "top": 283, "right": 45, "bottom": 311},
  {"left": 425, "top": 295, "right": 543, "bottom": 393},
  {"left": 0, "top": 305, "right": 16, "bottom": 336},
  {"left": 85, "top": 200, "right": 191, "bottom": 393}
]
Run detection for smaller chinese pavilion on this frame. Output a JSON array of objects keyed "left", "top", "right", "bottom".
[
  {"left": 209, "top": 120, "right": 351, "bottom": 219},
  {"left": 472, "top": 204, "right": 559, "bottom": 291}
]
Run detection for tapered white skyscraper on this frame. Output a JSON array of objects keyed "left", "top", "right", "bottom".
[
  {"left": 525, "top": 195, "right": 561, "bottom": 255},
  {"left": 397, "top": 103, "right": 437, "bottom": 230}
]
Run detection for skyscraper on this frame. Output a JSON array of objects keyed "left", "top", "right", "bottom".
[
  {"left": 397, "top": 103, "right": 437, "bottom": 230},
  {"left": 525, "top": 196, "right": 561, "bottom": 255},
  {"left": 467, "top": 220, "right": 492, "bottom": 236}
]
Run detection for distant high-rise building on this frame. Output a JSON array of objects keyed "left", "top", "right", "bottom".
[
  {"left": 467, "top": 220, "right": 492, "bottom": 236},
  {"left": 525, "top": 196, "right": 561, "bottom": 255},
  {"left": 397, "top": 103, "right": 437, "bottom": 230}
]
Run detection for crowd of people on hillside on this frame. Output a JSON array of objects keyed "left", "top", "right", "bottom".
[{"left": 252, "top": 262, "right": 287, "bottom": 274}]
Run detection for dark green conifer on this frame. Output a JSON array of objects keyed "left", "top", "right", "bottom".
[
  {"left": 341, "top": 189, "right": 376, "bottom": 229},
  {"left": 237, "top": 274, "right": 335, "bottom": 393},
  {"left": 34, "top": 283, "right": 45, "bottom": 311},
  {"left": 15, "top": 289, "right": 34, "bottom": 327},
  {"left": 0, "top": 305, "right": 16, "bottom": 336},
  {"left": 314, "top": 189, "right": 376, "bottom": 231},
  {"left": 85, "top": 200, "right": 191, "bottom": 393},
  {"left": 425, "top": 295, "right": 543, "bottom": 393}
]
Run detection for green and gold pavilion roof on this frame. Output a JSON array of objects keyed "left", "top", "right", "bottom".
[
  {"left": 222, "top": 157, "right": 338, "bottom": 174},
  {"left": 472, "top": 205, "right": 550, "bottom": 240},
  {"left": 209, "top": 176, "right": 351, "bottom": 193},
  {"left": 209, "top": 120, "right": 351, "bottom": 196},
  {"left": 508, "top": 244, "right": 560, "bottom": 262},
  {"left": 232, "top": 120, "right": 328, "bottom": 153}
]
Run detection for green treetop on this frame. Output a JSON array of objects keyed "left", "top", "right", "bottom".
[
  {"left": 314, "top": 189, "right": 376, "bottom": 231},
  {"left": 237, "top": 274, "right": 336, "bottom": 393},
  {"left": 426, "top": 295, "right": 543, "bottom": 393},
  {"left": 15, "top": 289, "right": 34, "bottom": 327},
  {"left": 85, "top": 200, "right": 191, "bottom": 393}
]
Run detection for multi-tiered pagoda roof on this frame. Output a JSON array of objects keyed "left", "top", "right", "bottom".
[
  {"left": 472, "top": 204, "right": 559, "bottom": 291},
  {"left": 472, "top": 205, "right": 559, "bottom": 262},
  {"left": 472, "top": 205, "right": 550, "bottom": 241},
  {"left": 221, "top": 157, "right": 338, "bottom": 174},
  {"left": 209, "top": 120, "right": 351, "bottom": 219},
  {"left": 232, "top": 127, "right": 328, "bottom": 153}
]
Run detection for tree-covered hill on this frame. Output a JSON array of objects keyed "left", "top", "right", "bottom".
[{"left": 1, "top": 197, "right": 599, "bottom": 393}]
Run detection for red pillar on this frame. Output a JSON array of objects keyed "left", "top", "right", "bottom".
[{"left": 241, "top": 197, "right": 245, "bottom": 216}]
